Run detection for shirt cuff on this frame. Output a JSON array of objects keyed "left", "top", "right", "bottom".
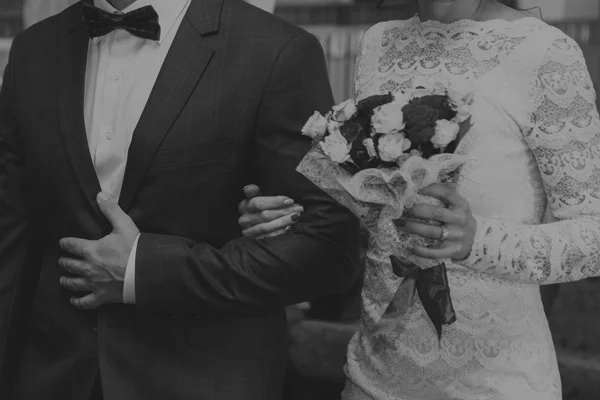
[{"left": 123, "top": 233, "right": 140, "bottom": 304}]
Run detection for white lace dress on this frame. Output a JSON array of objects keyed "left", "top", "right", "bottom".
[{"left": 342, "top": 16, "right": 600, "bottom": 400}]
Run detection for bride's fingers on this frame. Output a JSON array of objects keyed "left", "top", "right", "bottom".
[
  {"left": 410, "top": 241, "right": 462, "bottom": 260},
  {"left": 242, "top": 213, "right": 302, "bottom": 238},
  {"left": 419, "top": 183, "right": 469, "bottom": 211},
  {"left": 238, "top": 195, "right": 295, "bottom": 214},
  {"left": 257, "top": 229, "right": 287, "bottom": 239},
  {"left": 396, "top": 220, "right": 463, "bottom": 241},
  {"left": 243, "top": 184, "right": 262, "bottom": 199},
  {"left": 404, "top": 204, "right": 462, "bottom": 225},
  {"left": 238, "top": 205, "right": 304, "bottom": 229}
]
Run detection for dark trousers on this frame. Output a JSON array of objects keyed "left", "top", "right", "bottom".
[{"left": 91, "top": 376, "right": 103, "bottom": 400}]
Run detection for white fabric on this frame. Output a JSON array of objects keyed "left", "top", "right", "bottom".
[
  {"left": 245, "top": 0, "right": 276, "bottom": 13},
  {"left": 83, "top": 0, "right": 191, "bottom": 304},
  {"left": 343, "top": 15, "right": 600, "bottom": 400}
]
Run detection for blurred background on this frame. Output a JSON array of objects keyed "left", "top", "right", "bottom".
[{"left": 0, "top": 0, "right": 599, "bottom": 399}]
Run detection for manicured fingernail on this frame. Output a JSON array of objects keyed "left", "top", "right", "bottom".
[
  {"left": 292, "top": 206, "right": 304, "bottom": 213},
  {"left": 291, "top": 213, "right": 301, "bottom": 222},
  {"left": 284, "top": 199, "right": 294, "bottom": 205},
  {"left": 243, "top": 185, "right": 251, "bottom": 191}
]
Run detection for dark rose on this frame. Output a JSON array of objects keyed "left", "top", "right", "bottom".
[
  {"left": 409, "top": 95, "right": 457, "bottom": 120},
  {"left": 340, "top": 121, "right": 363, "bottom": 142},
  {"left": 349, "top": 130, "right": 380, "bottom": 171},
  {"left": 402, "top": 103, "right": 439, "bottom": 145},
  {"left": 354, "top": 93, "right": 396, "bottom": 132},
  {"left": 356, "top": 93, "right": 394, "bottom": 114}
]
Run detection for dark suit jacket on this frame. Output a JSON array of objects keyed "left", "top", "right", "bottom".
[{"left": 0, "top": 1, "right": 360, "bottom": 399}]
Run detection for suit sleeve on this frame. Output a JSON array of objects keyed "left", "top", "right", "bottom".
[
  {"left": 0, "top": 38, "right": 37, "bottom": 397},
  {"left": 134, "top": 32, "right": 361, "bottom": 315}
]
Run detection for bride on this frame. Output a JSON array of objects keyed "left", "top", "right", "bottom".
[{"left": 238, "top": 0, "right": 600, "bottom": 398}]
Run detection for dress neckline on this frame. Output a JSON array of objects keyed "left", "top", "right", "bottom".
[{"left": 410, "top": 13, "right": 544, "bottom": 30}]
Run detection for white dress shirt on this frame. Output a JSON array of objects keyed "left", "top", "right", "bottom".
[{"left": 83, "top": 0, "right": 191, "bottom": 303}]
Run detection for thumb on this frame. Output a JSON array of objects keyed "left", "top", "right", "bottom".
[
  {"left": 96, "top": 192, "right": 130, "bottom": 233},
  {"left": 243, "top": 184, "right": 262, "bottom": 199}
]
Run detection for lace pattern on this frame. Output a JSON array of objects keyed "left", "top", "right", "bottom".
[{"left": 341, "top": 16, "right": 599, "bottom": 399}]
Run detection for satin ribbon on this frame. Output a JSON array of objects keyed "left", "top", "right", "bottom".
[{"left": 374, "top": 256, "right": 456, "bottom": 341}]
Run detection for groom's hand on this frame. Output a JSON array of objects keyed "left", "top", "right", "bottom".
[{"left": 58, "top": 192, "right": 139, "bottom": 310}]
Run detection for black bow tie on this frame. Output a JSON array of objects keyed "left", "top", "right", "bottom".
[{"left": 82, "top": 2, "right": 161, "bottom": 41}]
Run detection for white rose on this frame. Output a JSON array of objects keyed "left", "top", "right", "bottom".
[
  {"left": 319, "top": 126, "right": 351, "bottom": 163},
  {"left": 392, "top": 91, "right": 411, "bottom": 107},
  {"left": 431, "top": 120, "right": 460, "bottom": 148},
  {"left": 447, "top": 79, "right": 475, "bottom": 108},
  {"left": 363, "top": 138, "right": 377, "bottom": 158},
  {"left": 377, "top": 133, "right": 411, "bottom": 162},
  {"left": 327, "top": 120, "right": 342, "bottom": 133},
  {"left": 301, "top": 111, "right": 328, "bottom": 140},
  {"left": 372, "top": 102, "right": 406, "bottom": 134},
  {"left": 331, "top": 99, "right": 358, "bottom": 122}
]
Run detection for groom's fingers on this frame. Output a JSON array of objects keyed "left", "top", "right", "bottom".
[
  {"left": 59, "top": 237, "right": 94, "bottom": 259},
  {"left": 58, "top": 257, "right": 92, "bottom": 277},
  {"left": 70, "top": 293, "right": 100, "bottom": 310},
  {"left": 96, "top": 192, "right": 135, "bottom": 235},
  {"left": 60, "top": 276, "right": 94, "bottom": 292}
]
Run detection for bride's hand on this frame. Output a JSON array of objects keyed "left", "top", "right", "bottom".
[
  {"left": 238, "top": 184, "right": 304, "bottom": 239},
  {"left": 395, "top": 183, "right": 477, "bottom": 262}
]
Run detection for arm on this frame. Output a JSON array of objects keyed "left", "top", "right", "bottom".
[
  {"left": 459, "top": 34, "right": 600, "bottom": 285},
  {"left": 0, "top": 39, "right": 37, "bottom": 396},
  {"left": 134, "top": 32, "right": 361, "bottom": 314}
]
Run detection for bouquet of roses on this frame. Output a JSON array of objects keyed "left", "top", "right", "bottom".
[{"left": 297, "top": 80, "right": 474, "bottom": 339}]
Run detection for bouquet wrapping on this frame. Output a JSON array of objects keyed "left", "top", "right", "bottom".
[{"left": 297, "top": 80, "right": 474, "bottom": 339}]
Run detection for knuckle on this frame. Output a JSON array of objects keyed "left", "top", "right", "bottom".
[{"left": 432, "top": 209, "right": 444, "bottom": 220}]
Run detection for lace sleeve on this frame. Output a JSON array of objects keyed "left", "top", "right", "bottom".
[{"left": 459, "top": 33, "right": 600, "bottom": 284}]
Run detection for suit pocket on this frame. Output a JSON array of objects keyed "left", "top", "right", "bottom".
[{"left": 154, "top": 139, "right": 235, "bottom": 169}]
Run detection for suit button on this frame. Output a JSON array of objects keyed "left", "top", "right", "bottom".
[{"left": 93, "top": 327, "right": 98, "bottom": 333}]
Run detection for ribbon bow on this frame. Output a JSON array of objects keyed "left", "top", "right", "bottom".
[
  {"left": 374, "top": 256, "right": 457, "bottom": 341},
  {"left": 82, "top": 2, "right": 161, "bottom": 41}
]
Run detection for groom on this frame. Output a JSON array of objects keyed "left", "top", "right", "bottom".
[{"left": 0, "top": 0, "right": 360, "bottom": 399}]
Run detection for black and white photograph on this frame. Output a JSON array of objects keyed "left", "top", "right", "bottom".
[{"left": 0, "top": 0, "right": 599, "bottom": 399}]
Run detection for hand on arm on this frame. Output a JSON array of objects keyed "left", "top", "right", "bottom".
[
  {"left": 238, "top": 184, "right": 303, "bottom": 238},
  {"left": 131, "top": 32, "right": 360, "bottom": 315}
]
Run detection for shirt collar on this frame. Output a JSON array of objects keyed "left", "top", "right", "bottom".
[{"left": 91, "top": 0, "right": 191, "bottom": 46}]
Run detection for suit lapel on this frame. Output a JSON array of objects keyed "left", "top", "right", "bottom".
[
  {"left": 57, "top": 2, "right": 103, "bottom": 217},
  {"left": 118, "top": 0, "right": 222, "bottom": 212}
]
